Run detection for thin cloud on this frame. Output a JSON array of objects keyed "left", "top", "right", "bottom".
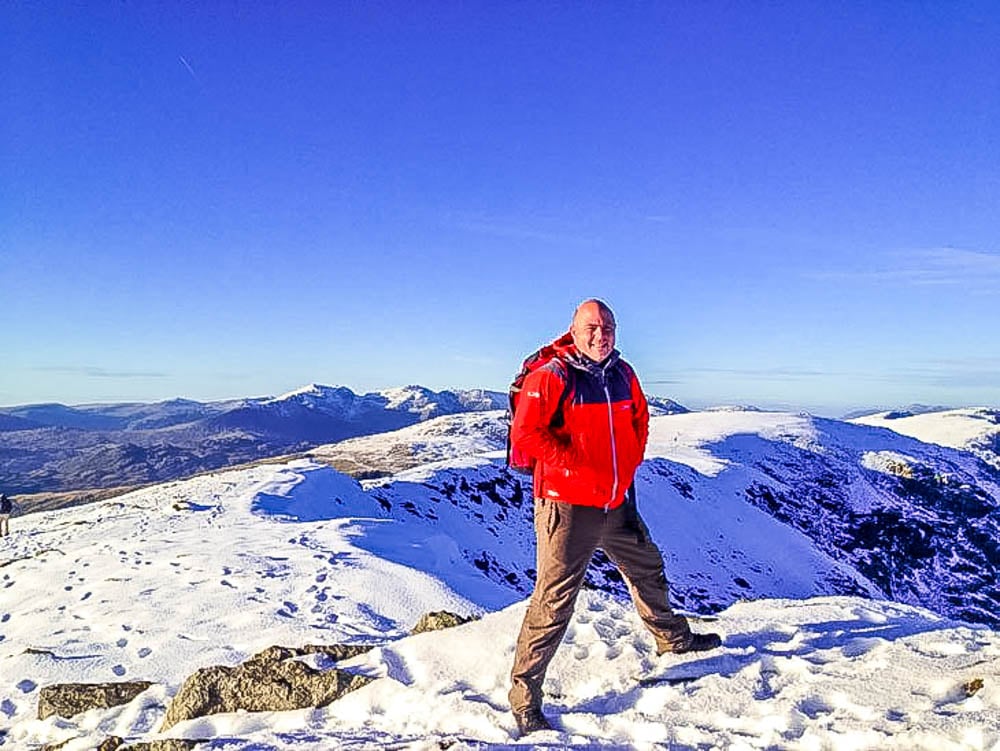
[
  {"left": 808, "top": 247, "right": 1000, "bottom": 287},
  {"left": 179, "top": 55, "right": 201, "bottom": 86},
  {"left": 666, "top": 366, "right": 838, "bottom": 381},
  {"left": 31, "top": 366, "right": 169, "bottom": 379},
  {"left": 658, "top": 361, "right": 1000, "bottom": 390}
]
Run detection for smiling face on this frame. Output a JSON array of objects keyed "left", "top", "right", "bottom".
[{"left": 570, "top": 300, "right": 617, "bottom": 363}]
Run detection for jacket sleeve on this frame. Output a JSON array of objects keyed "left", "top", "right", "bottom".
[
  {"left": 510, "top": 366, "right": 581, "bottom": 469},
  {"left": 630, "top": 368, "right": 650, "bottom": 457}
]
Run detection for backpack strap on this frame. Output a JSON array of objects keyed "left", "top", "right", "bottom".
[{"left": 548, "top": 358, "right": 573, "bottom": 429}]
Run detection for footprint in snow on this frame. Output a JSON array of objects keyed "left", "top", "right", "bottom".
[
  {"left": 1, "top": 614, "right": 9, "bottom": 623},
  {"left": 112, "top": 665, "right": 126, "bottom": 677},
  {"left": 138, "top": 647, "right": 152, "bottom": 658},
  {"left": 17, "top": 679, "right": 37, "bottom": 693},
  {"left": 117, "top": 638, "right": 128, "bottom": 648}
]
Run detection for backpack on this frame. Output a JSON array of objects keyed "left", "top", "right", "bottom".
[
  {"left": 0, "top": 495, "right": 11, "bottom": 514},
  {"left": 506, "top": 337, "right": 574, "bottom": 474}
]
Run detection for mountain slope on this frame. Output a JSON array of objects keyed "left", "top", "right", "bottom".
[
  {"left": 1, "top": 458, "right": 997, "bottom": 749},
  {"left": 850, "top": 407, "right": 1000, "bottom": 470},
  {"left": 643, "top": 410, "right": 1000, "bottom": 626}
]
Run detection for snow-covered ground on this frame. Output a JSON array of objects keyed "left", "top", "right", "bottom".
[
  {"left": 2, "top": 456, "right": 998, "bottom": 749},
  {"left": 850, "top": 408, "right": 1000, "bottom": 469}
]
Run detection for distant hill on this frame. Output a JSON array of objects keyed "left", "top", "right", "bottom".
[
  {"left": 0, "top": 384, "right": 507, "bottom": 494},
  {"left": 849, "top": 407, "right": 1000, "bottom": 469}
]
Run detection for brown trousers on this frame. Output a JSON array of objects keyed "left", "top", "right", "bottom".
[{"left": 509, "top": 497, "right": 692, "bottom": 713}]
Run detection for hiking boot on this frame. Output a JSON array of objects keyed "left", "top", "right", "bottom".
[
  {"left": 676, "top": 631, "right": 722, "bottom": 654},
  {"left": 513, "top": 707, "right": 553, "bottom": 736},
  {"left": 660, "top": 631, "right": 723, "bottom": 655}
]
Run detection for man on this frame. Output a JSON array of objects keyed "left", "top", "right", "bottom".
[
  {"left": 508, "top": 299, "right": 722, "bottom": 736},
  {"left": 0, "top": 493, "right": 12, "bottom": 537}
]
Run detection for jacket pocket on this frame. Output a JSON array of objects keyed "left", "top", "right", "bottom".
[{"left": 545, "top": 500, "right": 560, "bottom": 539}]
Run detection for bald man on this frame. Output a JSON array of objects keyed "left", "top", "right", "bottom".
[{"left": 508, "top": 299, "right": 721, "bottom": 736}]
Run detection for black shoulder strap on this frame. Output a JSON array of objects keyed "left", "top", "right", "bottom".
[{"left": 550, "top": 359, "right": 573, "bottom": 428}]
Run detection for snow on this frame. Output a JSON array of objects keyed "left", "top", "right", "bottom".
[
  {"left": 2, "top": 449, "right": 998, "bottom": 749},
  {"left": 646, "top": 410, "right": 821, "bottom": 476},
  {"left": 851, "top": 408, "right": 1000, "bottom": 468}
]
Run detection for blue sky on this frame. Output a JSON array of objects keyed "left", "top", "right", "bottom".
[{"left": 2, "top": 2, "right": 998, "bottom": 416}]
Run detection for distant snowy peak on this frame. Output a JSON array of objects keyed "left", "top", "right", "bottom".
[
  {"left": 268, "top": 383, "right": 353, "bottom": 403},
  {"left": 850, "top": 407, "right": 1000, "bottom": 468},
  {"left": 377, "top": 385, "right": 506, "bottom": 418},
  {"left": 263, "top": 384, "right": 506, "bottom": 419},
  {"left": 646, "top": 395, "right": 689, "bottom": 416},
  {"left": 263, "top": 384, "right": 359, "bottom": 414},
  {"left": 841, "top": 404, "right": 955, "bottom": 421}
]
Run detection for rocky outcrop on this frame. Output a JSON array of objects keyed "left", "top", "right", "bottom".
[
  {"left": 44, "top": 735, "right": 205, "bottom": 751},
  {"left": 159, "top": 644, "right": 374, "bottom": 731},
  {"left": 37, "top": 681, "right": 153, "bottom": 720},
  {"left": 121, "top": 740, "right": 204, "bottom": 751},
  {"left": 411, "top": 611, "right": 476, "bottom": 634}
]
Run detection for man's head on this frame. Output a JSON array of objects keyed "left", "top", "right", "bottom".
[{"left": 570, "top": 298, "right": 616, "bottom": 363}]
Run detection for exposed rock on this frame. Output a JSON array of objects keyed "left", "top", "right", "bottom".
[
  {"left": 37, "top": 681, "right": 154, "bottom": 720},
  {"left": 963, "top": 677, "right": 984, "bottom": 697},
  {"left": 411, "top": 611, "right": 476, "bottom": 634},
  {"left": 59, "top": 739, "right": 205, "bottom": 751},
  {"left": 160, "top": 644, "right": 375, "bottom": 731},
  {"left": 122, "top": 740, "right": 204, "bottom": 750}
]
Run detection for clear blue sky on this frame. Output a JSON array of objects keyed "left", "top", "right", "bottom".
[{"left": 2, "top": 2, "right": 998, "bottom": 416}]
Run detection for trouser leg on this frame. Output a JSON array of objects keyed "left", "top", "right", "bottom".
[
  {"left": 601, "top": 505, "right": 692, "bottom": 653},
  {"left": 509, "top": 500, "right": 599, "bottom": 713}
]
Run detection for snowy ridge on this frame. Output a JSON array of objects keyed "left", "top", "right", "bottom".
[
  {"left": 642, "top": 410, "right": 1000, "bottom": 625},
  {"left": 850, "top": 407, "right": 1000, "bottom": 469}
]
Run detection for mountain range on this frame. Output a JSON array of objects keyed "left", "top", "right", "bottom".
[{"left": 0, "top": 385, "right": 507, "bottom": 494}]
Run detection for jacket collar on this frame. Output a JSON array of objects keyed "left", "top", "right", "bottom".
[{"left": 549, "top": 332, "right": 620, "bottom": 377}]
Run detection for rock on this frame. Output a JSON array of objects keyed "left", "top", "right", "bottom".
[
  {"left": 411, "top": 610, "right": 475, "bottom": 634},
  {"left": 46, "top": 737, "right": 205, "bottom": 751},
  {"left": 159, "top": 644, "right": 374, "bottom": 731},
  {"left": 37, "top": 681, "right": 154, "bottom": 720}
]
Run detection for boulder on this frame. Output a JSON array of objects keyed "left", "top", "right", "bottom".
[
  {"left": 50, "top": 738, "right": 204, "bottom": 751},
  {"left": 160, "top": 644, "right": 374, "bottom": 731},
  {"left": 37, "top": 681, "right": 154, "bottom": 720},
  {"left": 411, "top": 610, "right": 475, "bottom": 634}
]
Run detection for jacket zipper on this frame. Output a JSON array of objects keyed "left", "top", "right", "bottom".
[{"left": 603, "top": 374, "right": 619, "bottom": 512}]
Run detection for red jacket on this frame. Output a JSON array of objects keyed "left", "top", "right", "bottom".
[{"left": 511, "top": 333, "right": 649, "bottom": 510}]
